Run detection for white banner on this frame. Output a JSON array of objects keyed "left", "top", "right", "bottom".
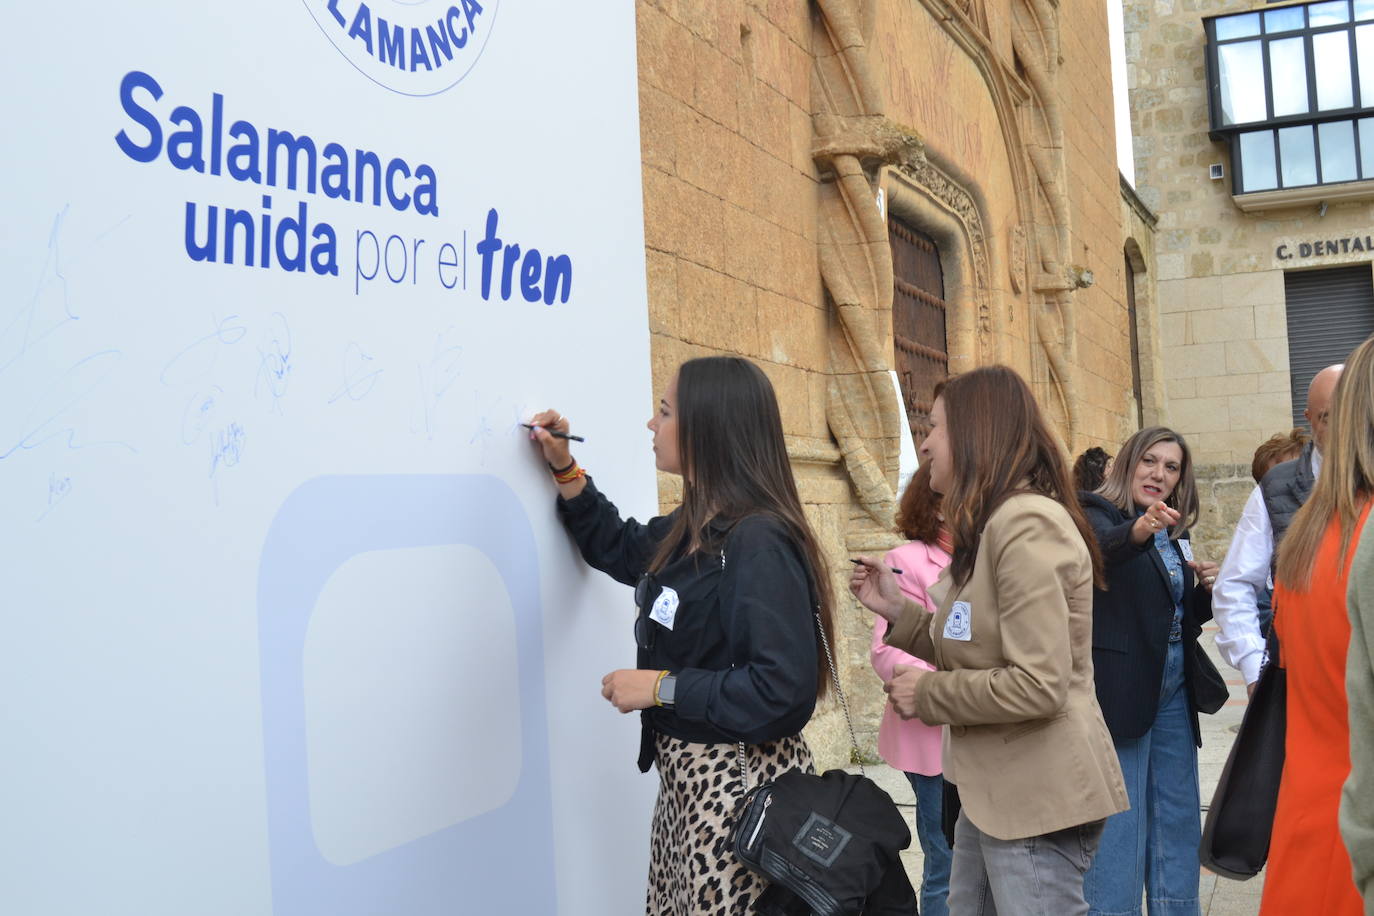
[{"left": 0, "top": 3, "right": 656, "bottom": 913}]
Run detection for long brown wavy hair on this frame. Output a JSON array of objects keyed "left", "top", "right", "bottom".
[
  {"left": 938, "top": 366, "right": 1104, "bottom": 589},
  {"left": 648, "top": 356, "right": 834, "bottom": 700},
  {"left": 1276, "top": 336, "right": 1374, "bottom": 590}
]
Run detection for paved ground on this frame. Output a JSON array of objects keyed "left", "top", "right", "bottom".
[{"left": 857, "top": 622, "right": 1265, "bottom": 914}]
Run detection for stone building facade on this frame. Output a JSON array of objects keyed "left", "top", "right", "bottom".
[
  {"left": 1125, "top": 0, "right": 1374, "bottom": 551},
  {"left": 637, "top": 0, "right": 1148, "bottom": 763}
]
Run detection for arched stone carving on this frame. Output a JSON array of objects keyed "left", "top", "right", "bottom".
[
  {"left": 903, "top": 0, "right": 1085, "bottom": 445},
  {"left": 811, "top": 0, "right": 923, "bottom": 534}
]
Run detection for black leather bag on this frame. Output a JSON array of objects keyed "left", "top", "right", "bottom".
[
  {"left": 1199, "top": 631, "right": 1286, "bottom": 879},
  {"left": 725, "top": 603, "right": 914, "bottom": 914},
  {"left": 1190, "top": 640, "right": 1231, "bottom": 715},
  {"left": 732, "top": 769, "right": 915, "bottom": 916}
]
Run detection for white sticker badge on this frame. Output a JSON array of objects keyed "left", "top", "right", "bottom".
[
  {"left": 1178, "top": 539, "right": 1194, "bottom": 563},
  {"left": 943, "top": 601, "right": 973, "bottom": 641},
  {"left": 649, "top": 586, "right": 680, "bottom": 631}
]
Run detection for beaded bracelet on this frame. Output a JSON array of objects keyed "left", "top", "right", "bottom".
[{"left": 553, "top": 463, "right": 586, "bottom": 485}]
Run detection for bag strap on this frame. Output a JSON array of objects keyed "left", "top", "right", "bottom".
[{"left": 723, "top": 545, "right": 863, "bottom": 793}]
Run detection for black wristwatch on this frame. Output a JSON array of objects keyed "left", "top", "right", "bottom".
[{"left": 656, "top": 674, "right": 677, "bottom": 708}]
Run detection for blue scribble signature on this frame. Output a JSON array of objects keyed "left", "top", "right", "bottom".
[
  {"left": 180, "top": 386, "right": 223, "bottom": 445},
  {"left": 1, "top": 207, "right": 79, "bottom": 377},
  {"left": 328, "top": 341, "right": 383, "bottom": 404},
  {"left": 36, "top": 472, "right": 73, "bottom": 522},
  {"left": 1, "top": 207, "right": 136, "bottom": 462},
  {"left": 1, "top": 349, "right": 136, "bottom": 459},
  {"left": 255, "top": 313, "right": 293, "bottom": 408},
  {"left": 209, "top": 422, "right": 245, "bottom": 478},
  {"left": 414, "top": 329, "right": 463, "bottom": 440},
  {"left": 161, "top": 313, "right": 247, "bottom": 387}
]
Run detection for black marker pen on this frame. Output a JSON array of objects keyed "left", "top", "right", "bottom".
[
  {"left": 851, "top": 558, "right": 904, "bottom": 576},
  {"left": 522, "top": 423, "right": 585, "bottom": 443}
]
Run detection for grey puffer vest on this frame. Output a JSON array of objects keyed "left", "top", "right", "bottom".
[{"left": 1259, "top": 441, "right": 1317, "bottom": 550}]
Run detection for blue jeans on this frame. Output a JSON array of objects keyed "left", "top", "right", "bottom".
[
  {"left": 905, "top": 771, "right": 952, "bottom": 916},
  {"left": 1084, "top": 640, "right": 1201, "bottom": 915}
]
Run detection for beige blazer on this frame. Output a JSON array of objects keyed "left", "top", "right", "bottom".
[{"left": 885, "top": 492, "right": 1128, "bottom": 841}]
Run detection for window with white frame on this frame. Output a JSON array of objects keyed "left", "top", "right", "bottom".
[{"left": 1207, "top": 0, "right": 1374, "bottom": 192}]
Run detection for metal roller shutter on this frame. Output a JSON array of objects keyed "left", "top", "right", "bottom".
[{"left": 1284, "top": 265, "right": 1374, "bottom": 426}]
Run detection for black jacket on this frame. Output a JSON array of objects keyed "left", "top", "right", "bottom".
[
  {"left": 1080, "top": 492, "right": 1214, "bottom": 746},
  {"left": 557, "top": 477, "right": 819, "bottom": 768}
]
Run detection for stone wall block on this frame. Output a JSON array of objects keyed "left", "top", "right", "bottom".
[
  {"left": 788, "top": 102, "right": 819, "bottom": 178},
  {"left": 637, "top": 5, "right": 696, "bottom": 98},
  {"left": 1166, "top": 376, "right": 1197, "bottom": 401},
  {"left": 640, "top": 84, "right": 678, "bottom": 176},
  {"left": 756, "top": 359, "right": 813, "bottom": 434},
  {"left": 642, "top": 169, "right": 727, "bottom": 271},
  {"left": 759, "top": 291, "right": 829, "bottom": 369},
  {"left": 1161, "top": 313, "right": 1187, "bottom": 347},
  {"left": 1227, "top": 392, "right": 1293, "bottom": 433},
  {"left": 722, "top": 204, "right": 779, "bottom": 289},
  {"left": 1253, "top": 303, "right": 1288, "bottom": 339},
  {"left": 1168, "top": 394, "right": 1230, "bottom": 433},
  {"left": 748, "top": 13, "right": 794, "bottom": 99},
  {"left": 1192, "top": 429, "right": 1267, "bottom": 467},
  {"left": 1206, "top": 372, "right": 1258, "bottom": 397},
  {"left": 1171, "top": 342, "right": 1229, "bottom": 378},
  {"left": 644, "top": 249, "right": 679, "bottom": 335},
  {"left": 1225, "top": 338, "right": 1289, "bottom": 374},
  {"left": 1259, "top": 372, "right": 1293, "bottom": 395},
  {"left": 1219, "top": 269, "right": 1283, "bottom": 309},
  {"left": 676, "top": 260, "right": 756, "bottom": 351},
  {"left": 1188, "top": 306, "right": 1255, "bottom": 342},
  {"left": 806, "top": 369, "right": 830, "bottom": 440},
  {"left": 738, "top": 83, "right": 792, "bottom": 160},
  {"left": 693, "top": 43, "right": 743, "bottom": 130}
]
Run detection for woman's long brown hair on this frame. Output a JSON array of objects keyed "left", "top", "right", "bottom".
[
  {"left": 648, "top": 357, "right": 834, "bottom": 701},
  {"left": 1276, "top": 336, "right": 1374, "bottom": 590},
  {"left": 939, "top": 366, "right": 1104, "bottom": 589}
]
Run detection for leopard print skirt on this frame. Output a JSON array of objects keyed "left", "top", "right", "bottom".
[{"left": 646, "top": 732, "right": 814, "bottom": 916}]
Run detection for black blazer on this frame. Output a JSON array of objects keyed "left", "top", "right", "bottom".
[{"left": 1080, "top": 492, "right": 1214, "bottom": 746}]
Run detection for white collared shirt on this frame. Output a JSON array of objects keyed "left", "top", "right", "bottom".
[{"left": 1213, "top": 448, "right": 1322, "bottom": 684}]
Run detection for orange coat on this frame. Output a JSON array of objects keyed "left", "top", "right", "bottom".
[{"left": 1260, "top": 502, "right": 1373, "bottom": 916}]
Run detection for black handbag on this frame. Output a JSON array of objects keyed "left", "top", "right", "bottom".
[
  {"left": 728, "top": 610, "right": 916, "bottom": 915},
  {"left": 1199, "top": 630, "right": 1286, "bottom": 879},
  {"left": 1190, "top": 640, "right": 1231, "bottom": 715}
]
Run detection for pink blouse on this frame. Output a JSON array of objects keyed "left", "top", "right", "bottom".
[{"left": 868, "top": 540, "right": 950, "bottom": 776}]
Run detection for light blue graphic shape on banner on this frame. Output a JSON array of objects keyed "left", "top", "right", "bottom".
[{"left": 257, "top": 474, "right": 554, "bottom": 915}]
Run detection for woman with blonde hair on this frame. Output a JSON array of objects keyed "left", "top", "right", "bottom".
[
  {"left": 1259, "top": 334, "right": 1374, "bottom": 916},
  {"left": 1079, "top": 427, "right": 1220, "bottom": 915},
  {"left": 851, "top": 365, "right": 1127, "bottom": 914}
]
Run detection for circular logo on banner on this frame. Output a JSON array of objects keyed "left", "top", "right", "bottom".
[{"left": 303, "top": 0, "right": 500, "bottom": 97}]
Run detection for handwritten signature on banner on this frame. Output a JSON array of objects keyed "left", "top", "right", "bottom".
[
  {"left": 2, "top": 207, "right": 136, "bottom": 522},
  {"left": 328, "top": 341, "right": 383, "bottom": 404},
  {"left": 414, "top": 328, "right": 464, "bottom": 441}
]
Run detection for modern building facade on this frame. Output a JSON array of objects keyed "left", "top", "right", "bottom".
[{"left": 1126, "top": 0, "right": 1374, "bottom": 473}]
